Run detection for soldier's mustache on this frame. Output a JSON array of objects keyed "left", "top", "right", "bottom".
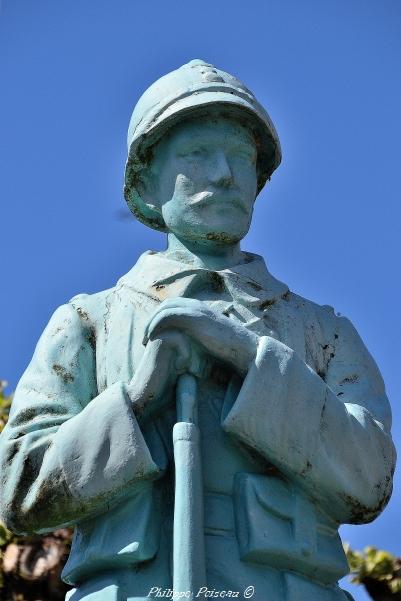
[{"left": 189, "top": 190, "right": 249, "bottom": 214}]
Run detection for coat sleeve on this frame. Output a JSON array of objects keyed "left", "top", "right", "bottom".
[
  {"left": 0, "top": 301, "right": 162, "bottom": 535},
  {"left": 222, "top": 311, "right": 396, "bottom": 524}
]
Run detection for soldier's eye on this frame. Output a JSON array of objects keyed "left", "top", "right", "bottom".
[{"left": 179, "top": 147, "right": 207, "bottom": 159}]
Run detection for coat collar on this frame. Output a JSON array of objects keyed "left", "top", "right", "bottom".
[{"left": 119, "top": 250, "right": 289, "bottom": 310}]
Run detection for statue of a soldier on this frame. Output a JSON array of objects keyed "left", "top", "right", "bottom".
[{"left": 0, "top": 60, "right": 396, "bottom": 601}]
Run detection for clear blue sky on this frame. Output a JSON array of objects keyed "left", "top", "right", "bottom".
[{"left": 1, "top": 2, "right": 400, "bottom": 599}]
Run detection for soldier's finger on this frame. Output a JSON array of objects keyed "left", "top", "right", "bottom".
[{"left": 143, "top": 307, "right": 204, "bottom": 344}]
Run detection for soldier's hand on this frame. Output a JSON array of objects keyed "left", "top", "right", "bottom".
[
  {"left": 143, "top": 298, "right": 258, "bottom": 377},
  {"left": 127, "top": 330, "right": 205, "bottom": 425}
]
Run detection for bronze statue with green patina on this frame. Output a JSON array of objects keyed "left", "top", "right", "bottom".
[{"left": 0, "top": 60, "right": 395, "bottom": 601}]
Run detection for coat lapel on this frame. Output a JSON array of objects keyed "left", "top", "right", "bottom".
[
  {"left": 104, "top": 250, "right": 292, "bottom": 388},
  {"left": 120, "top": 250, "right": 289, "bottom": 310}
]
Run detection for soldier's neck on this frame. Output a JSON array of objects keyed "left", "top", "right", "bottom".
[{"left": 165, "top": 233, "right": 244, "bottom": 271}]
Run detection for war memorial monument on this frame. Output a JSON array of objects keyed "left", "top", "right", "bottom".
[{"left": 0, "top": 60, "right": 396, "bottom": 601}]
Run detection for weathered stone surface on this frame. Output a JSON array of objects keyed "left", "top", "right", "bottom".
[{"left": 0, "top": 60, "right": 395, "bottom": 601}]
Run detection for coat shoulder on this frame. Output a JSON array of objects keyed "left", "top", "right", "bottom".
[
  {"left": 68, "top": 286, "right": 116, "bottom": 328},
  {"left": 286, "top": 289, "right": 344, "bottom": 340},
  {"left": 287, "top": 290, "right": 370, "bottom": 351},
  {"left": 283, "top": 289, "right": 374, "bottom": 382}
]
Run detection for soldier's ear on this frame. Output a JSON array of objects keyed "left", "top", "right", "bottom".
[{"left": 136, "top": 166, "right": 162, "bottom": 214}]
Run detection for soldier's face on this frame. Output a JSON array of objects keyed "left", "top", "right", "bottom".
[{"left": 147, "top": 115, "right": 258, "bottom": 244}]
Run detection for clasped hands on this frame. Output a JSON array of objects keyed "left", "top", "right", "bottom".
[{"left": 127, "top": 298, "right": 259, "bottom": 425}]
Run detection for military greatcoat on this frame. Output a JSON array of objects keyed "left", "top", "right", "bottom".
[{"left": 0, "top": 251, "right": 395, "bottom": 601}]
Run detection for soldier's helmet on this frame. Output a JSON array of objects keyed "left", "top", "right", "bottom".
[{"left": 124, "top": 59, "right": 281, "bottom": 231}]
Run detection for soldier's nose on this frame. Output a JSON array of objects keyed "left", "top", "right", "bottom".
[{"left": 208, "top": 151, "right": 233, "bottom": 188}]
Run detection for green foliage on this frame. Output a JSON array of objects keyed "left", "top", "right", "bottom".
[
  {"left": 346, "top": 544, "right": 401, "bottom": 599},
  {"left": 0, "top": 380, "right": 12, "bottom": 434},
  {"left": 0, "top": 380, "right": 14, "bottom": 546},
  {"left": 0, "top": 382, "right": 16, "bottom": 591},
  {"left": 0, "top": 523, "right": 14, "bottom": 548}
]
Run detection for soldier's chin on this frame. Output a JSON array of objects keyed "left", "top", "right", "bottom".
[
  {"left": 169, "top": 215, "right": 250, "bottom": 245},
  {"left": 196, "top": 223, "right": 249, "bottom": 245},
  {"left": 201, "top": 220, "right": 250, "bottom": 244},
  {"left": 202, "top": 230, "right": 242, "bottom": 244}
]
